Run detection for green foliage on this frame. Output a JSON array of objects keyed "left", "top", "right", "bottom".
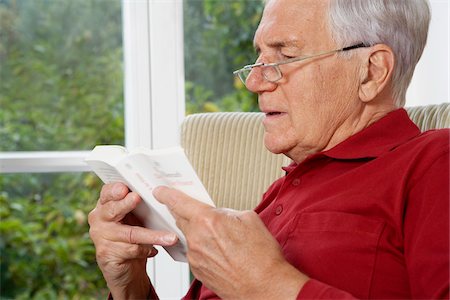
[
  {"left": 0, "top": 0, "right": 122, "bottom": 298},
  {"left": 184, "top": 0, "right": 263, "bottom": 113},
  {"left": 1, "top": 0, "right": 265, "bottom": 298},
  {"left": 0, "top": 0, "right": 124, "bottom": 151},
  {"left": 0, "top": 173, "right": 108, "bottom": 299}
]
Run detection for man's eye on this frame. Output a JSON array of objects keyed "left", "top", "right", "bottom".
[{"left": 281, "top": 54, "right": 296, "bottom": 59}]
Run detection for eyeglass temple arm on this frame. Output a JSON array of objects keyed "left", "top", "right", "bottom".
[
  {"left": 233, "top": 43, "right": 368, "bottom": 74},
  {"left": 341, "top": 43, "right": 368, "bottom": 51},
  {"left": 272, "top": 43, "right": 369, "bottom": 66}
]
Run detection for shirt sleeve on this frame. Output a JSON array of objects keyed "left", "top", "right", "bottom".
[
  {"left": 106, "top": 283, "right": 159, "bottom": 300},
  {"left": 297, "top": 148, "right": 449, "bottom": 299},
  {"left": 297, "top": 279, "right": 357, "bottom": 299},
  {"left": 403, "top": 149, "right": 449, "bottom": 298}
]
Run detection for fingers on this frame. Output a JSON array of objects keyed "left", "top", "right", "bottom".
[
  {"left": 99, "top": 182, "right": 129, "bottom": 205},
  {"left": 139, "top": 227, "right": 177, "bottom": 246},
  {"left": 95, "top": 241, "right": 157, "bottom": 261},
  {"left": 89, "top": 207, "right": 178, "bottom": 247},
  {"left": 153, "top": 186, "right": 212, "bottom": 221},
  {"left": 97, "top": 191, "right": 141, "bottom": 222},
  {"left": 103, "top": 223, "right": 178, "bottom": 246},
  {"left": 90, "top": 185, "right": 179, "bottom": 247}
]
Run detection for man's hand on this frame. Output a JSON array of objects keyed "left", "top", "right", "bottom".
[
  {"left": 88, "top": 182, "right": 178, "bottom": 299},
  {"left": 153, "top": 186, "right": 308, "bottom": 300}
]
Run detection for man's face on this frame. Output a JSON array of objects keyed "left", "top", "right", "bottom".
[{"left": 248, "top": 0, "right": 362, "bottom": 162}]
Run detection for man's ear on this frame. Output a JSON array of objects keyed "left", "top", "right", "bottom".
[{"left": 358, "top": 44, "right": 395, "bottom": 102}]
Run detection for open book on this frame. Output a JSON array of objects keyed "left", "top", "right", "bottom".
[{"left": 85, "top": 145, "right": 214, "bottom": 262}]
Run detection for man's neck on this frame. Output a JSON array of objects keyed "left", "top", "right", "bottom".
[{"left": 323, "top": 103, "right": 398, "bottom": 152}]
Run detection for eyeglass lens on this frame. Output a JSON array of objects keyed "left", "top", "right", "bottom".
[{"left": 241, "top": 65, "right": 281, "bottom": 85}]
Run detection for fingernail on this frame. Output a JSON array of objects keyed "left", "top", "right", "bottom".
[
  {"left": 152, "top": 186, "right": 161, "bottom": 197},
  {"left": 152, "top": 186, "right": 165, "bottom": 197},
  {"left": 162, "top": 234, "right": 178, "bottom": 244}
]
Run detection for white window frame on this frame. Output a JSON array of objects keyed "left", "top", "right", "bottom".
[
  {"left": 2, "top": 0, "right": 446, "bottom": 298},
  {"left": 0, "top": 0, "right": 190, "bottom": 298}
]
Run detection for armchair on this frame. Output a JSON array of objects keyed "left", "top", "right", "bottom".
[{"left": 181, "top": 103, "right": 449, "bottom": 210}]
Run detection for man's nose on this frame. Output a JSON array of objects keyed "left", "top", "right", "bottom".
[{"left": 245, "top": 67, "right": 277, "bottom": 94}]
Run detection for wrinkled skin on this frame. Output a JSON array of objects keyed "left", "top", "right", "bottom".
[
  {"left": 153, "top": 186, "right": 307, "bottom": 299},
  {"left": 88, "top": 183, "right": 178, "bottom": 299},
  {"left": 88, "top": 0, "right": 396, "bottom": 298}
]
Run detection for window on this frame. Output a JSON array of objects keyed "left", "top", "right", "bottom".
[
  {"left": 1, "top": 0, "right": 187, "bottom": 298},
  {"left": 1, "top": 0, "right": 447, "bottom": 298},
  {"left": 1, "top": 172, "right": 107, "bottom": 298},
  {"left": 184, "top": 0, "right": 264, "bottom": 114},
  {"left": 1, "top": 0, "right": 123, "bottom": 297},
  {"left": 0, "top": 0, "right": 124, "bottom": 152}
]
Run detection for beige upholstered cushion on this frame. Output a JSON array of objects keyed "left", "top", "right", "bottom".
[
  {"left": 181, "top": 112, "right": 291, "bottom": 210},
  {"left": 181, "top": 103, "right": 449, "bottom": 210},
  {"left": 406, "top": 103, "right": 450, "bottom": 131}
]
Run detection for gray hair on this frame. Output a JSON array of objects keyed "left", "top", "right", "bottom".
[{"left": 328, "top": 0, "right": 431, "bottom": 107}]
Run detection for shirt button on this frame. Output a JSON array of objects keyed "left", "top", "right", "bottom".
[
  {"left": 292, "top": 178, "right": 301, "bottom": 186},
  {"left": 275, "top": 205, "right": 283, "bottom": 215}
]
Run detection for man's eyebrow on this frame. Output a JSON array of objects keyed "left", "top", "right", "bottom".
[
  {"left": 269, "top": 40, "right": 302, "bottom": 48},
  {"left": 253, "top": 39, "right": 302, "bottom": 54}
]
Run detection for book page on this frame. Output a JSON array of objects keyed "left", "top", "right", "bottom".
[
  {"left": 86, "top": 145, "right": 214, "bottom": 262},
  {"left": 85, "top": 145, "right": 128, "bottom": 184},
  {"left": 87, "top": 160, "right": 127, "bottom": 184},
  {"left": 126, "top": 147, "right": 213, "bottom": 205}
]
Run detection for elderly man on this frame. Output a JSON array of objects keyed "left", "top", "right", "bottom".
[{"left": 88, "top": 0, "right": 449, "bottom": 298}]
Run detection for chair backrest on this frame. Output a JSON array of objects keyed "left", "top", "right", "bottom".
[{"left": 181, "top": 103, "right": 450, "bottom": 210}]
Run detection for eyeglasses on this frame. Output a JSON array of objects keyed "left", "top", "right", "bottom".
[{"left": 233, "top": 43, "right": 367, "bottom": 87}]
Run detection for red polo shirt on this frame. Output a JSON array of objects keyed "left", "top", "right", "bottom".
[{"left": 184, "top": 108, "right": 449, "bottom": 299}]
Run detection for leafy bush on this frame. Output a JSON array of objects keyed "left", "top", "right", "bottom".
[
  {"left": 0, "top": 0, "right": 124, "bottom": 152},
  {"left": 0, "top": 173, "right": 108, "bottom": 299},
  {"left": 0, "top": 0, "right": 264, "bottom": 298},
  {"left": 184, "top": 0, "right": 263, "bottom": 113},
  {"left": 1, "top": 0, "right": 122, "bottom": 298}
]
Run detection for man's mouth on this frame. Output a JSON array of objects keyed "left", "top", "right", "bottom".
[{"left": 266, "top": 112, "right": 283, "bottom": 116}]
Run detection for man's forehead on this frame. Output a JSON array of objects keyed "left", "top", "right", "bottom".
[
  {"left": 254, "top": 0, "right": 330, "bottom": 50},
  {"left": 262, "top": 0, "right": 329, "bottom": 20}
]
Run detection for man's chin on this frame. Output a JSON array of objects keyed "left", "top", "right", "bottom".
[{"left": 263, "top": 136, "right": 289, "bottom": 155}]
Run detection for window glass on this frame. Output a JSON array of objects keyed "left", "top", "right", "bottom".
[
  {"left": 0, "top": 0, "right": 124, "bottom": 151},
  {"left": 0, "top": 0, "right": 122, "bottom": 297},
  {"left": 0, "top": 172, "right": 107, "bottom": 298},
  {"left": 183, "top": 0, "right": 264, "bottom": 114}
]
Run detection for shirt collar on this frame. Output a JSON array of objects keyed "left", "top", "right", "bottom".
[
  {"left": 283, "top": 108, "right": 421, "bottom": 173},
  {"left": 322, "top": 108, "right": 421, "bottom": 160}
]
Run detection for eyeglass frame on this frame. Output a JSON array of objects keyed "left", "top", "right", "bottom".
[{"left": 233, "top": 43, "right": 368, "bottom": 86}]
